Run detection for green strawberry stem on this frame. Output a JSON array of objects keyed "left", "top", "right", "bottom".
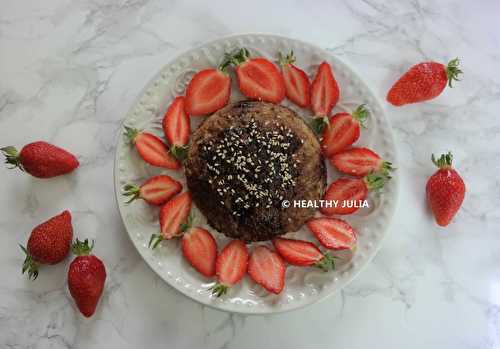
[
  {"left": 72, "top": 238, "right": 94, "bottom": 256},
  {"left": 314, "top": 253, "right": 336, "bottom": 272},
  {"left": 170, "top": 145, "right": 188, "bottom": 161},
  {"left": 217, "top": 59, "right": 232, "bottom": 73},
  {"left": 310, "top": 116, "right": 329, "bottom": 135},
  {"left": 123, "top": 126, "right": 140, "bottom": 145},
  {"left": 19, "top": 244, "right": 39, "bottom": 281},
  {"left": 445, "top": 58, "right": 462, "bottom": 88},
  {"left": 149, "top": 234, "right": 163, "bottom": 249},
  {"left": 380, "top": 161, "right": 395, "bottom": 177},
  {"left": 149, "top": 217, "right": 192, "bottom": 249},
  {"left": 351, "top": 104, "right": 369, "bottom": 128},
  {"left": 277, "top": 50, "right": 296, "bottom": 67},
  {"left": 1, "top": 146, "right": 24, "bottom": 171},
  {"left": 210, "top": 283, "right": 229, "bottom": 297},
  {"left": 179, "top": 214, "right": 194, "bottom": 233},
  {"left": 432, "top": 152, "right": 453, "bottom": 169},
  {"left": 222, "top": 48, "right": 250, "bottom": 68},
  {"left": 364, "top": 172, "right": 391, "bottom": 192},
  {"left": 122, "top": 184, "right": 141, "bottom": 204}
]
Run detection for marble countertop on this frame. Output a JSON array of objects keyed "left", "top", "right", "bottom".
[{"left": 1, "top": 0, "right": 499, "bottom": 348}]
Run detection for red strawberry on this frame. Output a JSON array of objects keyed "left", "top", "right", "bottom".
[
  {"left": 310, "top": 61, "right": 340, "bottom": 117},
  {"left": 278, "top": 51, "right": 310, "bottom": 108},
  {"left": 330, "top": 147, "right": 393, "bottom": 177},
  {"left": 1, "top": 142, "right": 79, "bottom": 178},
  {"left": 185, "top": 65, "right": 231, "bottom": 116},
  {"left": 316, "top": 104, "right": 368, "bottom": 156},
  {"left": 162, "top": 96, "right": 191, "bottom": 160},
  {"left": 321, "top": 173, "right": 389, "bottom": 215},
  {"left": 124, "top": 126, "right": 180, "bottom": 170},
  {"left": 68, "top": 239, "right": 106, "bottom": 318},
  {"left": 20, "top": 210, "right": 73, "bottom": 280},
  {"left": 211, "top": 240, "right": 249, "bottom": 297},
  {"left": 182, "top": 227, "right": 217, "bottom": 277},
  {"left": 227, "top": 48, "right": 285, "bottom": 103},
  {"left": 306, "top": 217, "right": 357, "bottom": 250},
  {"left": 122, "top": 175, "right": 182, "bottom": 206},
  {"left": 387, "top": 58, "right": 462, "bottom": 106},
  {"left": 149, "top": 191, "right": 192, "bottom": 248},
  {"left": 273, "top": 238, "right": 335, "bottom": 271},
  {"left": 426, "top": 152, "right": 465, "bottom": 226},
  {"left": 248, "top": 245, "right": 286, "bottom": 294}
]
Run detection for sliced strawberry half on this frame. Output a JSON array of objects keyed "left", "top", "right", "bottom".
[
  {"left": 320, "top": 174, "right": 388, "bottom": 215},
  {"left": 330, "top": 147, "right": 393, "bottom": 177},
  {"left": 273, "top": 238, "right": 335, "bottom": 271},
  {"left": 162, "top": 96, "right": 191, "bottom": 160},
  {"left": 248, "top": 245, "right": 286, "bottom": 294},
  {"left": 185, "top": 67, "right": 231, "bottom": 116},
  {"left": 319, "top": 104, "right": 368, "bottom": 157},
  {"left": 310, "top": 61, "right": 340, "bottom": 117},
  {"left": 122, "top": 175, "right": 182, "bottom": 206},
  {"left": 211, "top": 240, "right": 249, "bottom": 297},
  {"left": 227, "top": 48, "right": 285, "bottom": 103},
  {"left": 149, "top": 191, "right": 192, "bottom": 248},
  {"left": 124, "top": 126, "right": 180, "bottom": 170},
  {"left": 278, "top": 51, "right": 310, "bottom": 108},
  {"left": 306, "top": 217, "right": 357, "bottom": 250},
  {"left": 182, "top": 227, "right": 217, "bottom": 277}
]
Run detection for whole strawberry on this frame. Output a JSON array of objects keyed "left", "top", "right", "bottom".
[
  {"left": 68, "top": 239, "right": 106, "bottom": 318},
  {"left": 1, "top": 141, "right": 79, "bottom": 178},
  {"left": 387, "top": 58, "right": 462, "bottom": 106},
  {"left": 20, "top": 210, "right": 73, "bottom": 280},
  {"left": 426, "top": 152, "right": 465, "bottom": 226}
]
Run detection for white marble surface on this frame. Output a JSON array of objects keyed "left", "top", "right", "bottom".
[{"left": 1, "top": 0, "right": 499, "bottom": 348}]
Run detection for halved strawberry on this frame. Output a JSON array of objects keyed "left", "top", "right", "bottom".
[
  {"left": 182, "top": 227, "right": 217, "bottom": 277},
  {"left": 162, "top": 96, "right": 191, "bottom": 160},
  {"left": 227, "top": 48, "right": 285, "bottom": 103},
  {"left": 124, "top": 126, "right": 180, "bottom": 170},
  {"left": 318, "top": 104, "right": 368, "bottom": 157},
  {"left": 273, "top": 238, "right": 335, "bottom": 271},
  {"left": 331, "top": 147, "right": 393, "bottom": 177},
  {"left": 306, "top": 217, "right": 357, "bottom": 250},
  {"left": 185, "top": 66, "right": 231, "bottom": 116},
  {"left": 211, "top": 240, "right": 249, "bottom": 297},
  {"left": 320, "top": 173, "right": 389, "bottom": 215},
  {"left": 310, "top": 61, "right": 340, "bottom": 117},
  {"left": 278, "top": 51, "right": 310, "bottom": 108},
  {"left": 247, "top": 245, "right": 286, "bottom": 294},
  {"left": 149, "top": 192, "right": 192, "bottom": 248},
  {"left": 122, "top": 175, "right": 182, "bottom": 206}
]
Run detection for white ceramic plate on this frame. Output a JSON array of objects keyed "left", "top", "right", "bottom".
[{"left": 113, "top": 34, "right": 399, "bottom": 314}]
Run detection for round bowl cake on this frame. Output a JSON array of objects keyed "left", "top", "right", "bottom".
[{"left": 185, "top": 100, "right": 326, "bottom": 242}]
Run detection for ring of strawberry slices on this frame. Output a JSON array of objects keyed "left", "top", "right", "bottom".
[{"left": 122, "top": 48, "right": 394, "bottom": 297}]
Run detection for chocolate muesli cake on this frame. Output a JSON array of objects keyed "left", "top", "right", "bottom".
[{"left": 185, "top": 101, "right": 326, "bottom": 242}]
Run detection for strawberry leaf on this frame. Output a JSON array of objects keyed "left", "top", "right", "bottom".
[
  {"left": 314, "top": 253, "right": 336, "bottom": 272},
  {"left": 123, "top": 126, "right": 140, "bottom": 145},
  {"left": 19, "top": 244, "right": 39, "bottom": 281},
  {"left": 310, "top": 116, "right": 329, "bottom": 135},
  {"left": 432, "top": 152, "right": 453, "bottom": 169},
  {"left": 445, "top": 58, "right": 463, "bottom": 88},
  {"left": 1, "top": 146, "right": 23, "bottom": 171},
  {"left": 122, "top": 184, "right": 141, "bottom": 204},
  {"left": 71, "top": 238, "right": 94, "bottom": 256},
  {"left": 170, "top": 145, "right": 188, "bottom": 161},
  {"left": 210, "top": 283, "right": 229, "bottom": 297}
]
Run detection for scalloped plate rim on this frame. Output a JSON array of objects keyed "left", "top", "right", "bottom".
[{"left": 113, "top": 33, "right": 400, "bottom": 315}]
